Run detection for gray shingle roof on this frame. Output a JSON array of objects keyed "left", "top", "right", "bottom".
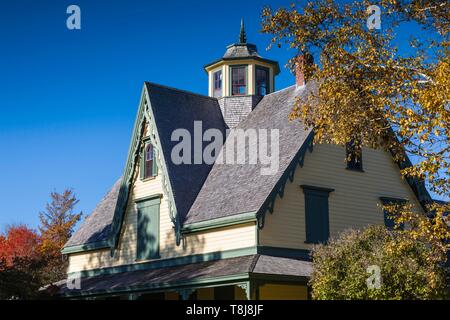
[
  {"left": 65, "top": 178, "right": 122, "bottom": 247},
  {"left": 223, "top": 43, "right": 261, "bottom": 59},
  {"left": 55, "top": 254, "right": 311, "bottom": 296},
  {"left": 184, "top": 85, "right": 313, "bottom": 224},
  {"left": 145, "top": 82, "right": 227, "bottom": 222},
  {"left": 65, "top": 83, "right": 312, "bottom": 248}
]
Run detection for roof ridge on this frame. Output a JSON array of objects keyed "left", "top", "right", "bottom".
[
  {"left": 145, "top": 81, "right": 218, "bottom": 102},
  {"left": 264, "top": 84, "right": 297, "bottom": 97}
]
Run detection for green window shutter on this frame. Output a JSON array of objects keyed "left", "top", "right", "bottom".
[
  {"left": 301, "top": 185, "right": 334, "bottom": 244},
  {"left": 380, "top": 197, "right": 406, "bottom": 230},
  {"left": 136, "top": 196, "right": 161, "bottom": 260},
  {"left": 152, "top": 148, "right": 158, "bottom": 176}
]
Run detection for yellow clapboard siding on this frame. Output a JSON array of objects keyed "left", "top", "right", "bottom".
[
  {"left": 67, "top": 154, "right": 256, "bottom": 273},
  {"left": 259, "top": 144, "right": 422, "bottom": 249}
]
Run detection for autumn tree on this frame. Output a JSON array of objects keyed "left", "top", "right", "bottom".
[
  {"left": 0, "top": 225, "right": 44, "bottom": 299},
  {"left": 262, "top": 0, "right": 449, "bottom": 264},
  {"left": 38, "top": 189, "right": 82, "bottom": 284}
]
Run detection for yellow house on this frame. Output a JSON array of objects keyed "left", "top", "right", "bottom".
[{"left": 55, "top": 21, "right": 431, "bottom": 300}]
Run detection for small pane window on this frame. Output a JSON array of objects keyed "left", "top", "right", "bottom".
[
  {"left": 256, "top": 67, "right": 269, "bottom": 96},
  {"left": 346, "top": 140, "right": 363, "bottom": 171},
  {"left": 142, "top": 143, "right": 156, "bottom": 179},
  {"left": 380, "top": 197, "right": 406, "bottom": 230},
  {"left": 231, "top": 66, "right": 246, "bottom": 95},
  {"left": 213, "top": 70, "right": 222, "bottom": 98}
]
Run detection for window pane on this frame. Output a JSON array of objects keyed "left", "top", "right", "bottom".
[
  {"left": 144, "top": 144, "right": 154, "bottom": 178},
  {"left": 213, "top": 70, "right": 222, "bottom": 98},
  {"left": 232, "top": 66, "right": 246, "bottom": 95},
  {"left": 256, "top": 68, "right": 269, "bottom": 96}
]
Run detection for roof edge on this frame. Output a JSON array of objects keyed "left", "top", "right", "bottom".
[
  {"left": 204, "top": 56, "right": 280, "bottom": 74},
  {"left": 181, "top": 211, "right": 257, "bottom": 233},
  {"left": 61, "top": 240, "right": 110, "bottom": 255}
]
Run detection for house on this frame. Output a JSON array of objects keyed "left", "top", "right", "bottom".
[{"left": 55, "top": 21, "right": 431, "bottom": 300}]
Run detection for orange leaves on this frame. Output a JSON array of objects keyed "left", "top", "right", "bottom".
[{"left": 0, "top": 225, "right": 41, "bottom": 268}]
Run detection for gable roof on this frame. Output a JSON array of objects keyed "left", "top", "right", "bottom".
[
  {"left": 64, "top": 178, "right": 121, "bottom": 250},
  {"left": 65, "top": 80, "right": 432, "bottom": 252},
  {"left": 144, "top": 82, "right": 227, "bottom": 222},
  {"left": 185, "top": 85, "right": 313, "bottom": 225}
]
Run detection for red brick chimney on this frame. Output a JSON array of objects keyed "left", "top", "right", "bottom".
[{"left": 295, "top": 53, "right": 314, "bottom": 87}]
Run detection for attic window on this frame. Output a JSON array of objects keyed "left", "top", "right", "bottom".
[
  {"left": 231, "top": 66, "right": 247, "bottom": 95},
  {"left": 141, "top": 142, "right": 158, "bottom": 180},
  {"left": 346, "top": 140, "right": 363, "bottom": 171}
]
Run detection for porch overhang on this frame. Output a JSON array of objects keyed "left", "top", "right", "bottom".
[{"left": 54, "top": 254, "right": 312, "bottom": 299}]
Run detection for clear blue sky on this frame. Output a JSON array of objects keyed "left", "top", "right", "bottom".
[
  {"left": 0, "top": 0, "right": 298, "bottom": 231},
  {"left": 0, "top": 1, "right": 446, "bottom": 232}
]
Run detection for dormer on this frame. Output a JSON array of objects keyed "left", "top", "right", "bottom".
[{"left": 204, "top": 19, "right": 280, "bottom": 98}]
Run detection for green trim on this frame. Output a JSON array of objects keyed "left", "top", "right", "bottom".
[
  {"left": 61, "top": 240, "right": 110, "bottom": 255},
  {"left": 204, "top": 56, "right": 280, "bottom": 75},
  {"left": 135, "top": 193, "right": 163, "bottom": 204},
  {"left": 300, "top": 185, "right": 335, "bottom": 194},
  {"left": 181, "top": 211, "right": 257, "bottom": 234},
  {"left": 379, "top": 197, "right": 408, "bottom": 204},
  {"left": 67, "top": 246, "right": 257, "bottom": 278},
  {"left": 250, "top": 273, "right": 310, "bottom": 283},
  {"left": 63, "top": 272, "right": 250, "bottom": 298},
  {"left": 257, "top": 246, "right": 311, "bottom": 261}
]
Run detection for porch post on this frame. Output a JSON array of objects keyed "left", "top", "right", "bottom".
[
  {"left": 237, "top": 282, "right": 251, "bottom": 300},
  {"left": 177, "top": 288, "right": 196, "bottom": 300}
]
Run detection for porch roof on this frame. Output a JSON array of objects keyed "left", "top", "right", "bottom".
[{"left": 55, "top": 254, "right": 312, "bottom": 297}]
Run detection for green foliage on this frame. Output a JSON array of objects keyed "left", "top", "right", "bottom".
[{"left": 310, "top": 225, "right": 448, "bottom": 300}]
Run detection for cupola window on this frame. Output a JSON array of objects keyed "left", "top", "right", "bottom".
[
  {"left": 231, "top": 66, "right": 247, "bottom": 95},
  {"left": 256, "top": 66, "right": 269, "bottom": 96},
  {"left": 213, "top": 70, "right": 222, "bottom": 98}
]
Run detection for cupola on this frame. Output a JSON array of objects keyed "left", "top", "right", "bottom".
[{"left": 204, "top": 19, "right": 280, "bottom": 98}]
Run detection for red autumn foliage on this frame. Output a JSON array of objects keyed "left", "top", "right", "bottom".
[{"left": 0, "top": 225, "right": 40, "bottom": 267}]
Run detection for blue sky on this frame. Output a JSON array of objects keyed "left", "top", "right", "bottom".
[
  {"left": 0, "top": 1, "right": 446, "bottom": 232},
  {"left": 0, "top": 0, "right": 298, "bottom": 231}
]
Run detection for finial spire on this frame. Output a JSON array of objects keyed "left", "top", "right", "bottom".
[{"left": 239, "top": 18, "right": 247, "bottom": 44}]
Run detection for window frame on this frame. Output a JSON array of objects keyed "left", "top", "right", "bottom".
[
  {"left": 140, "top": 139, "right": 158, "bottom": 180},
  {"left": 346, "top": 140, "right": 364, "bottom": 172},
  {"left": 230, "top": 65, "right": 248, "bottom": 96},
  {"left": 255, "top": 66, "right": 270, "bottom": 96},
  {"left": 136, "top": 195, "right": 161, "bottom": 261},
  {"left": 379, "top": 197, "right": 407, "bottom": 230},
  {"left": 301, "top": 185, "right": 334, "bottom": 244},
  {"left": 213, "top": 70, "right": 222, "bottom": 98}
]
